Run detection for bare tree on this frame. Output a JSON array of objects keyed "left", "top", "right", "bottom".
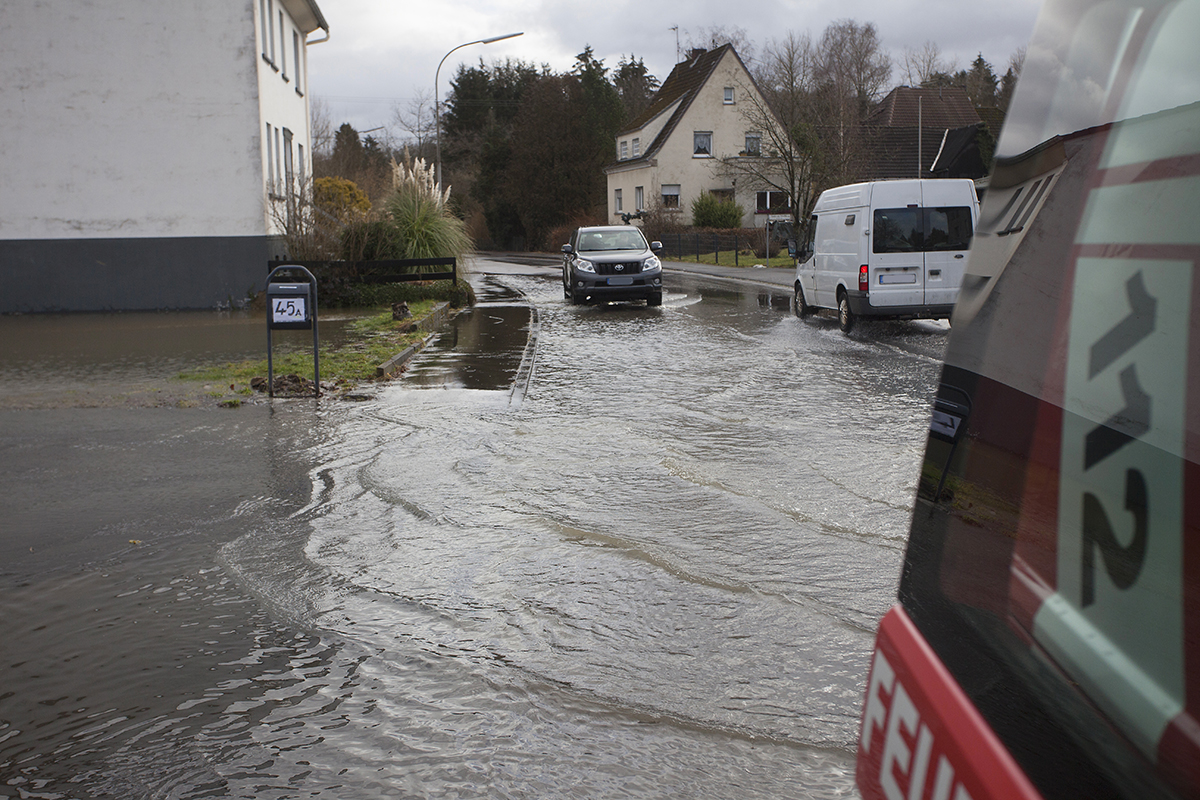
[
  {"left": 817, "top": 20, "right": 891, "bottom": 112},
  {"left": 813, "top": 20, "right": 890, "bottom": 186},
  {"left": 902, "top": 41, "right": 955, "bottom": 87},
  {"left": 309, "top": 96, "right": 335, "bottom": 176},
  {"left": 391, "top": 90, "right": 437, "bottom": 161},
  {"left": 719, "top": 32, "right": 823, "bottom": 229}
]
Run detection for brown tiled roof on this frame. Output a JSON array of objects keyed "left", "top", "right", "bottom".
[
  {"left": 866, "top": 86, "right": 981, "bottom": 129},
  {"left": 861, "top": 123, "right": 988, "bottom": 181},
  {"left": 975, "top": 105, "right": 1007, "bottom": 138},
  {"left": 611, "top": 44, "right": 742, "bottom": 169}
]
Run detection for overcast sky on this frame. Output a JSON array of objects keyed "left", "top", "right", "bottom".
[{"left": 306, "top": 0, "right": 1045, "bottom": 142}]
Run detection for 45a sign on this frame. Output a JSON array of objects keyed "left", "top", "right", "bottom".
[{"left": 272, "top": 296, "right": 308, "bottom": 325}]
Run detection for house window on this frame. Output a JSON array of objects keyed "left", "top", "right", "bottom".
[
  {"left": 632, "top": 138, "right": 640, "bottom": 157},
  {"left": 283, "top": 128, "right": 294, "bottom": 193},
  {"left": 615, "top": 188, "right": 623, "bottom": 212},
  {"left": 620, "top": 140, "right": 628, "bottom": 160},
  {"left": 267, "top": 0, "right": 276, "bottom": 64},
  {"left": 293, "top": 31, "right": 302, "bottom": 93},
  {"left": 662, "top": 184, "right": 681, "bottom": 209},
  {"left": 756, "top": 191, "right": 792, "bottom": 214},
  {"left": 275, "top": 127, "right": 283, "bottom": 196},
  {"left": 279, "top": 12, "right": 288, "bottom": 80},
  {"left": 260, "top": 0, "right": 270, "bottom": 60},
  {"left": 724, "top": 87, "right": 735, "bottom": 104},
  {"left": 744, "top": 132, "right": 761, "bottom": 157},
  {"left": 635, "top": 186, "right": 644, "bottom": 211},
  {"left": 265, "top": 122, "right": 274, "bottom": 192},
  {"left": 693, "top": 131, "right": 712, "bottom": 157}
]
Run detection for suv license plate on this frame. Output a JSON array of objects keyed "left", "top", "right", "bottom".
[{"left": 607, "top": 276, "right": 633, "bottom": 286}]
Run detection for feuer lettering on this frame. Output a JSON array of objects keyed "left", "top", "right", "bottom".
[{"left": 862, "top": 649, "right": 973, "bottom": 800}]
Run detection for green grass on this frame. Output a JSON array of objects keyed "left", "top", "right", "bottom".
[
  {"left": 176, "top": 300, "right": 440, "bottom": 394},
  {"left": 675, "top": 250, "right": 795, "bottom": 269}
]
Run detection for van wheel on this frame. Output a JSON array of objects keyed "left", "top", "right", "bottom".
[
  {"left": 838, "top": 292, "right": 855, "bottom": 333},
  {"left": 794, "top": 285, "right": 811, "bottom": 318}
]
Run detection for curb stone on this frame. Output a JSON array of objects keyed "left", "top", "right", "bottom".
[{"left": 375, "top": 302, "right": 454, "bottom": 378}]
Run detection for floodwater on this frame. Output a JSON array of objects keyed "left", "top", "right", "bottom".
[{"left": 0, "top": 266, "right": 948, "bottom": 798}]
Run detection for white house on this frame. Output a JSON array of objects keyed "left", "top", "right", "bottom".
[
  {"left": 605, "top": 45, "right": 789, "bottom": 229},
  {"left": 0, "top": 0, "right": 328, "bottom": 312}
]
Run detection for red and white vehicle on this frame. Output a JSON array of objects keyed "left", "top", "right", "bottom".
[{"left": 856, "top": 1, "right": 1200, "bottom": 798}]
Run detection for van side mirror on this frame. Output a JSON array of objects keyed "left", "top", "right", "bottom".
[{"left": 787, "top": 239, "right": 797, "bottom": 258}]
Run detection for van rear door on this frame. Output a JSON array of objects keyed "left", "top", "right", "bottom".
[
  {"left": 922, "top": 185, "right": 976, "bottom": 306},
  {"left": 869, "top": 190, "right": 925, "bottom": 308}
]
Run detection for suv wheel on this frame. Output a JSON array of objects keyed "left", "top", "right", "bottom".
[{"left": 647, "top": 291, "right": 663, "bottom": 307}]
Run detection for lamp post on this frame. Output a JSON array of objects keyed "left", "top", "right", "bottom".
[{"left": 435, "top": 32, "right": 523, "bottom": 193}]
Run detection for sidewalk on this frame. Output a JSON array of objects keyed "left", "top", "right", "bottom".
[{"left": 660, "top": 259, "right": 794, "bottom": 290}]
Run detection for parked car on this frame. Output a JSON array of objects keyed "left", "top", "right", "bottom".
[
  {"left": 794, "top": 178, "right": 979, "bottom": 333},
  {"left": 856, "top": 1, "right": 1200, "bottom": 799},
  {"left": 561, "top": 225, "right": 663, "bottom": 306}
]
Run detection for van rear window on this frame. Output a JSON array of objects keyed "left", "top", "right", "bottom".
[{"left": 872, "top": 207, "right": 974, "bottom": 254}]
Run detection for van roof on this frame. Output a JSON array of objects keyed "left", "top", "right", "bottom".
[{"left": 813, "top": 178, "right": 977, "bottom": 213}]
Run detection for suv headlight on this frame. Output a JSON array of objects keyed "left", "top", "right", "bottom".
[
  {"left": 642, "top": 255, "right": 661, "bottom": 272},
  {"left": 576, "top": 258, "right": 596, "bottom": 273}
]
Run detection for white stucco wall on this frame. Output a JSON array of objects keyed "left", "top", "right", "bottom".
[
  {"left": 0, "top": 0, "right": 269, "bottom": 240},
  {"left": 256, "top": 0, "right": 317, "bottom": 235}
]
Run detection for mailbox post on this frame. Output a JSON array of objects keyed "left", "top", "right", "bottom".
[{"left": 265, "top": 265, "right": 320, "bottom": 398}]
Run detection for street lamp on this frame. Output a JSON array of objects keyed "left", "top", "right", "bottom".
[{"left": 435, "top": 32, "right": 524, "bottom": 193}]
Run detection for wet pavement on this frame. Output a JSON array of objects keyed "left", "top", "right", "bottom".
[{"left": 0, "top": 256, "right": 948, "bottom": 798}]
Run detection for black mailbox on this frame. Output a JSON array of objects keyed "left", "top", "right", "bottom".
[
  {"left": 265, "top": 265, "right": 320, "bottom": 398},
  {"left": 267, "top": 280, "right": 313, "bottom": 330}
]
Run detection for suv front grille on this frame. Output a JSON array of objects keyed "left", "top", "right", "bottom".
[{"left": 595, "top": 261, "right": 642, "bottom": 276}]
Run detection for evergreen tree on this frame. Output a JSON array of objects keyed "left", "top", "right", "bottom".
[
  {"left": 964, "top": 54, "right": 999, "bottom": 108},
  {"left": 613, "top": 54, "right": 660, "bottom": 121}
]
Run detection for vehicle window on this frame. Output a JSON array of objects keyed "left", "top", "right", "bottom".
[
  {"left": 926, "top": 207, "right": 974, "bottom": 251},
  {"left": 873, "top": 208, "right": 921, "bottom": 253},
  {"left": 578, "top": 230, "right": 646, "bottom": 252}
]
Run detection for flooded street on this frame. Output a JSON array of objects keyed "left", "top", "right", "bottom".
[{"left": 0, "top": 262, "right": 948, "bottom": 798}]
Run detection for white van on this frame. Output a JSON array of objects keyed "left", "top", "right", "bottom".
[{"left": 793, "top": 179, "right": 979, "bottom": 332}]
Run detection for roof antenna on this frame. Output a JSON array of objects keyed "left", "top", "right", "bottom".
[{"left": 670, "top": 25, "right": 679, "bottom": 63}]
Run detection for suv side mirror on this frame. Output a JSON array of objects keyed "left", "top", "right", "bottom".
[
  {"left": 650, "top": 241, "right": 663, "bottom": 253},
  {"left": 561, "top": 244, "right": 574, "bottom": 254}
]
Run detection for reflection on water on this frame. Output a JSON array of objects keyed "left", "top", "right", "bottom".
[
  {"left": 403, "top": 288, "right": 534, "bottom": 392},
  {"left": 0, "top": 270, "right": 947, "bottom": 798}
]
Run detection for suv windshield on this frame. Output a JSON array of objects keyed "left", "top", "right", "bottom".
[{"left": 577, "top": 230, "right": 647, "bottom": 252}]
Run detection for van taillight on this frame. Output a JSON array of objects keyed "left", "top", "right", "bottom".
[{"left": 859, "top": 265, "right": 869, "bottom": 292}]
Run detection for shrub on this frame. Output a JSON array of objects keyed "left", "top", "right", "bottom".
[
  {"left": 340, "top": 220, "right": 405, "bottom": 261},
  {"left": 313, "top": 177, "right": 371, "bottom": 224},
  {"left": 385, "top": 186, "right": 472, "bottom": 260},
  {"left": 691, "top": 192, "right": 744, "bottom": 229}
]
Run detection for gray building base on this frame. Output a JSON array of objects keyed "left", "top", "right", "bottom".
[{"left": 0, "top": 235, "right": 280, "bottom": 313}]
